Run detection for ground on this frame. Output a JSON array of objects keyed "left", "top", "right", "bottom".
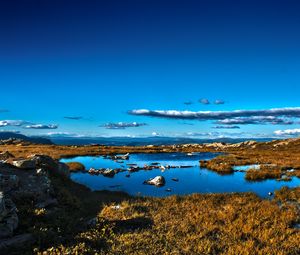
[{"left": 0, "top": 139, "right": 299, "bottom": 254}]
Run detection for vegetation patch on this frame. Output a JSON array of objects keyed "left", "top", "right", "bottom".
[
  {"left": 245, "top": 165, "right": 283, "bottom": 181},
  {"left": 65, "top": 162, "right": 85, "bottom": 172},
  {"left": 200, "top": 156, "right": 234, "bottom": 174}
]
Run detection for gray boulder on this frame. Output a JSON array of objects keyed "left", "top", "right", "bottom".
[
  {"left": 31, "top": 155, "right": 57, "bottom": 171},
  {"left": 144, "top": 176, "right": 166, "bottom": 187},
  {"left": 102, "top": 169, "right": 115, "bottom": 177}
]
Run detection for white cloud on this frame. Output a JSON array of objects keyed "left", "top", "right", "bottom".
[
  {"left": 44, "top": 132, "right": 85, "bottom": 138},
  {"left": 274, "top": 129, "right": 300, "bottom": 136},
  {"left": 100, "top": 122, "right": 147, "bottom": 129},
  {"left": 216, "top": 116, "right": 293, "bottom": 125},
  {"left": 129, "top": 107, "right": 300, "bottom": 121},
  {"left": 214, "top": 99, "right": 225, "bottom": 105},
  {"left": 199, "top": 98, "right": 210, "bottom": 105},
  {"left": 24, "top": 124, "right": 58, "bottom": 129},
  {"left": 0, "top": 120, "right": 31, "bottom": 127}
]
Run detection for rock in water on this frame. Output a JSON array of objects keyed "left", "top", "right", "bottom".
[
  {"left": 144, "top": 176, "right": 166, "bottom": 187},
  {"left": 102, "top": 169, "right": 115, "bottom": 177}
]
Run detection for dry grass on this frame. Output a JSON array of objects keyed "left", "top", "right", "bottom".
[
  {"left": 38, "top": 191, "right": 300, "bottom": 255},
  {"left": 65, "top": 162, "right": 85, "bottom": 172},
  {"left": 245, "top": 166, "right": 283, "bottom": 181},
  {"left": 200, "top": 158, "right": 233, "bottom": 174}
]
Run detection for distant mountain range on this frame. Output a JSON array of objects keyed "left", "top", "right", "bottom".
[
  {"left": 50, "top": 136, "right": 275, "bottom": 146},
  {"left": 0, "top": 132, "right": 53, "bottom": 145},
  {"left": 0, "top": 132, "right": 276, "bottom": 146}
]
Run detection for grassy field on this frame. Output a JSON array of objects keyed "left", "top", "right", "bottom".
[{"left": 35, "top": 183, "right": 300, "bottom": 255}]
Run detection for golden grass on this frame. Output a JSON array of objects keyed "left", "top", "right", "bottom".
[
  {"left": 38, "top": 191, "right": 300, "bottom": 255},
  {"left": 200, "top": 156, "right": 234, "bottom": 174},
  {"left": 245, "top": 166, "right": 283, "bottom": 181},
  {"left": 65, "top": 162, "right": 85, "bottom": 172}
]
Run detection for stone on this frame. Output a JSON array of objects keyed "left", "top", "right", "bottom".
[
  {"left": 102, "top": 169, "right": 115, "bottom": 177},
  {"left": 144, "top": 176, "right": 166, "bottom": 187},
  {"left": 12, "top": 159, "right": 36, "bottom": 169},
  {"left": 31, "top": 155, "right": 58, "bottom": 171}
]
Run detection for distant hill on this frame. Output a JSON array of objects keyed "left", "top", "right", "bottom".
[{"left": 0, "top": 132, "right": 53, "bottom": 145}]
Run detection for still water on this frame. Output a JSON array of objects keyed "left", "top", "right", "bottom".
[{"left": 61, "top": 152, "right": 300, "bottom": 198}]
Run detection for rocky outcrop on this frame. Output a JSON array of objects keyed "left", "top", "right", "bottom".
[
  {"left": 0, "top": 153, "right": 73, "bottom": 253},
  {"left": 30, "top": 155, "right": 70, "bottom": 178},
  {"left": 144, "top": 176, "right": 166, "bottom": 187},
  {"left": 12, "top": 159, "right": 36, "bottom": 169},
  {"left": 31, "top": 155, "right": 58, "bottom": 170}
]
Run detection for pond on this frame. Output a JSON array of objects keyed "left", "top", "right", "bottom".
[{"left": 60, "top": 152, "right": 300, "bottom": 198}]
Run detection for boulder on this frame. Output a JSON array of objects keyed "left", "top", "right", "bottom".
[
  {"left": 12, "top": 159, "right": 36, "bottom": 169},
  {"left": 31, "top": 155, "right": 58, "bottom": 171},
  {"left": 102, "top": 169, "right": 115, "bottom": 178},
  {"left": 144, "top": 176, "right": 166, "bottom": 187},
  {"left": 31, "top": 155, "right": 70, "bottom": 178}
]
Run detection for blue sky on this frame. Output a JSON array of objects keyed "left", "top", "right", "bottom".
[{"left": 1, "top": 0, "right": 300, "bottom": 139}]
